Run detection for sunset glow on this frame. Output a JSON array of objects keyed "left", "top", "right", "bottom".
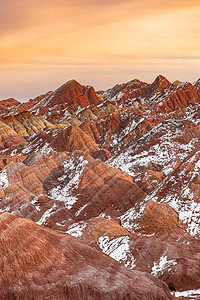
[{"left": 0, "top": 0, "right": 199, "bottom": 100}]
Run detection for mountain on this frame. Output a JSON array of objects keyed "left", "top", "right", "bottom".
[
  {"left": 0, "top": 76, "right": 200, "bottom": 299},
  {"left": 0, "top": 213, "right": 172, "bottom": 299},
  {"left": 31, "top": 79, "right": 102, "bottom": 116}
]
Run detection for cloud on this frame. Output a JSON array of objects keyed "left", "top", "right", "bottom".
[{"left": 0, "top": 0, "right": 199, "bottom": 98}]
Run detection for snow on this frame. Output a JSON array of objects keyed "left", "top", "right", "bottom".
[
  {"left": 66, "top": 222, "right": 86, "bottom": 238},
  {"left": 62, "top": 109, "right": 71, "bottom": 118},
  {"left": 151, "top": 255, "right": 177, "bottom": 277},
  {"left": 108, "top": 118, "right": 200, "bottom": 237},
  {"left": 109, "top": 121, "right": 199, "bottom": 179},
  {"left": 37, "top": 203, "right": 56, "bottom": 225},
  {"left": 30, "top": 195, "right": 41, "bottom": 212},
  {"left": 49, "top": 156, "right": 88, "bottom": 209},
  {"left": 49, "top": 187, "right": 77, "bottom": 209},
  {"left": 98, "top": 212, "right": 112, "bottom": 220},
  {"left": 110, "top": 117, "right": 145, "bottom": 149},
  {"left": 98, "top": 235, "right": 136, "bottom": 269},
  {"left": 120, "top": 204, "right": 145, "bottom": 233},
  {"left": 0, "top": 169, "right": 9, "bottom": 189},
  {"left": 75, "top": 203, "right": 88, "bottom": 217},
  {"left": 110, "top": 91, "right": 125, "bottom": 102},
  {"left": 56, "top": 222, "right": 66, "bottom": 227},
  {"left": 39, "top": 143, "right": 54, "bottom": 156},
  {"left": 177, "top": 200, "right": 200, "bottom": 237},
  {"left": 10, "top": 149, "right": 17, "bottom": 156},
  {"left": 173, "top": 289, "right": 200, "bottom": 298}
]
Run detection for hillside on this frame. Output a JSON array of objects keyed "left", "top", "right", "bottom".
[{"left": 0, "top": 76, "right": 200, "bottom": 299}]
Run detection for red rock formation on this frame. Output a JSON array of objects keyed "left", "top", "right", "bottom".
[
  {"left": 129, "top": 200, "right": 187, "bottom": 238},
  {"left": 1, "top": 111, "right": 55, "bottom": 137},
  {"left": 67, "top": 216, "right": 200, "bottom": 293},
  {"left": 104, "top": 75, "right": 169, "bottom": 106},
  {"left": 111, "top": 119, "right": 200, "bottom": 188},
  {"left": 0, "top": 119, "right": 27, "bottom": 150},
  {"left": 0, "top": 76, "right": 200, "bottom": 298},
  {"left": 104, "top": 76, "right": 200, "bottom": 117},
  {"left": 0, "top": 213, "right": 172, "bottom": 299},
  {"left": 50, "top": 125, "right": 100, "bottom": 154},
  {"left": 0, "top": 98, "right": 20, "bottom": 109},
  {"left": 5, "top": 92, "right": 53, "bottom": 115},
  {"left": 0, "top": 150, "right": 146, "bottom": 224},
  {"left": 31, "top": 80, "right": 102, "bottom": 115},
  {"left": 0, "top": 104, "right": 9, "bottom": 115},
  {"left": 0, "top": 154, "right": 26, "bottom": 171},
  {"left": 69, "top": 151, "right": 146, "bottom": 220},
  {"left": 0, "top": 98, "right": 20, "bottom": 115},
  {"left": 153, "top": 82, "right": 200, "bottom": 113}
]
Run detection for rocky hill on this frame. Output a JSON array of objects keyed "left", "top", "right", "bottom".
[{"left": 0, "top": 76, "right": 200, "bottom": 299}]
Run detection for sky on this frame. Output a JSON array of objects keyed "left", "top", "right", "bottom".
[{"left": 0, "top": 0, "right": 199, "bottom": 101}]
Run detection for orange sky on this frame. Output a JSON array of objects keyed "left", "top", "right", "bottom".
[{"left": 0, "top": 0, "right": 199, "bottom": 100}]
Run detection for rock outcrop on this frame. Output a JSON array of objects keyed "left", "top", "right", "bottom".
[
  {"left": 0, "top": 119, "right": 26, "bottom": 150},
  {"left": 0, "top": 212, "right": 172, "bottom": 300},
  {"left": 67, "top": 216, "right": 200, "bottom": 293},
  {"left": 31, "top": 80, "right": 102, "bottom": 115},
  {"left": 0, "top": 150, "right": 146, "bottom": 225},
  {"left": 1, "top": 111, "right": 55, "bottom": 137}
]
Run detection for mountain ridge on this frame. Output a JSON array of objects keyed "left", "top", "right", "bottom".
[{"left": 0, "top": 75, "right": 199, "bottom": 299}]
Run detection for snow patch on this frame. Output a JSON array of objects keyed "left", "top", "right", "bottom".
[
  {"left": 49, "top": 156, "right": 88, "bottom": 209},
  {"left": 0, "top": 169, "right": 9, "bottom": 189},
  {"left": 151, "top": 255, "right": 177, "bottom": 277},
  {"left": 67, "top": 222, "right": 86, "bottom": 238},
  {"left": 173, "top": 289, "right": 200, "bottom": 298},
  {"left": 37, "top": 203, "right": 56, "bottom": 225},
  {"left": 98, "top": 235, "right": 136, "bottom": 269},
  {"left": 75, "top": 203, "right": 88, "bottom": 217}
]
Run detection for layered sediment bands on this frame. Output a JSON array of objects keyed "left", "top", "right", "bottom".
[
  {"left": 67, "top": 217, "right": 200, "bottom": 292},
  {"left": 79, "top": 106, "right": 156, "bottom": 155},
  {"left": 50, "top": 125, "right": 100, "bottom": 154},
  {"left": 1, "top": 115, "right": 28, "bottom": 136},
  {"left": 153, "top": 82, "right": 200, "bottom": 113},
  {"left": 110, "top": 119, "right": 200, "bottom": 188},
  {"left": 79, "top": 111, "right": 121, "bottom": 151},
  {"left": 0, "top": 98, "right": 20, "bottom": 108},
  {"left": 0, "top": 151, "right": 146, "bottom": 224},
  {"left": 0, "top": 98, "right": 21, "bottom": 115},
  {"left": 15, "top": 111, "right": 55, "bottom": 133},
  {"left": 5, "top": 92, "right": 53, "bottom": 115},
  {"left": 71, "top": 152, "right": 146, "bottom": 220},
  {"left": 3, "top": 152, "right": 65, "bottom": 196},
  {"left": 0, "top": 152, "right": 67, "bottom": 220},
  {"left": 5, "top": 124, "right": 103, "bottom": 158},
  {"left": 142, "top": 149, "right": 200, "bottom": 237},
  {"left": 0, "top": 213, "right": 172, "bottom": 300},
  {"left": 0, "top": 154, "right": 26, "bottom": 171},
  {"left": 68, "top": 217, "right": 132, "bottom": 245},
  {"left": 1, "top": 75, "right": 200, "bottom": 298},
  {"left": 0, "top": 119, "right": 26, "bottom": 149},
  {"left": 31, "top": 80, "right": 102, "bottom": 114},
  {"left": 104, "top": 75, "right": 200, "bottom": 116},
  {"left": 0, "top": 105, "right": 8, "bottom": 115},
  {"left": 1, "top": 111, "right": 55, "bottom": 137},
  {"left": 106, "top": 79, "right": 148, "bottom": 100},
  {"left": 104, "top": 75, "right": 169, "bottom": 106},
  {"left": 127, "top": 200, "right": 188, "bottom": 238},
  {"left": 151, "top": 75, "right": 171, "bottom": 92}
]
